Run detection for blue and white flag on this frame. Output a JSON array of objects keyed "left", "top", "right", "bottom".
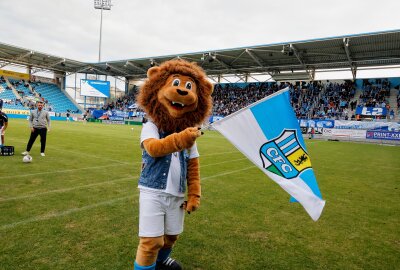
[{"left": 212, "top": 88, "right": 325, "bottom": 221}]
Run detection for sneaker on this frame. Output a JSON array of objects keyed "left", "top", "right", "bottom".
[
  {"left": 156, "top": 257, "right": 182, "bottom": 270},
  {"left": 21, "top": 151, "right": 29, "bottom": 156},
  {"left": 41, "top": 153, "right": 45, "bottom": 157}
]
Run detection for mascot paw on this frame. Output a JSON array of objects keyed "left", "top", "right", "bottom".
[
  {"left": 179, "top": 127, "right": 202, "bottom": 148},
  {"left": 181, "top": 196, "right": 200, "bottom": 214}
]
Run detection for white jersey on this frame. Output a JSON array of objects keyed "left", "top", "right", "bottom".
[{"left": 140, "top": 121, "right": 199, "bottom": 197}]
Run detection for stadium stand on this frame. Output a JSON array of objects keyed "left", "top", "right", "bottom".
[
  {"left": 0, "top": 78, "right": 25, "bottom": 110},
  {"left": 31, "top": 82, "right": 80, "bottom": 113}
]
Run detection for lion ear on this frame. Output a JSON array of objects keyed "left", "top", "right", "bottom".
[
  {"left": 202, "top": 79, "right": 214, "bottom": 95},
  {"left": 147, "top": 66, "right": 160, "bottom": 78}
]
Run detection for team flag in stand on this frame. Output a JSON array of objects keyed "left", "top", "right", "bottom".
[{"left": 211, "top": 88, "right": 325, "bottom": 221}]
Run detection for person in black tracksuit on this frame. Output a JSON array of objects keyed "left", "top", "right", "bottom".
[
  {"left": 0, "top": 99, "right": 8, "bottom": 146},
  {"left": 22, "top": 100, "right": 51, "bottom": 157}
]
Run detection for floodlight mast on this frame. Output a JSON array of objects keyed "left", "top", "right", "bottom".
[{"left": 94, "top": 0, "right": 112, "bottom": 62}]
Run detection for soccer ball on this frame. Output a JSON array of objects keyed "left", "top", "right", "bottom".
[{"left": 23, "top": 155, "right": 33, "bottom": 163}]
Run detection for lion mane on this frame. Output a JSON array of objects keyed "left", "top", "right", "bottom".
[{"left": 136, "top": 59, "right": 213, "bottom": 133}]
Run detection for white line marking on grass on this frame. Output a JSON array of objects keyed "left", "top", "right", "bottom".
[
  {"left": 201, "top": 150, "right": 239, "bottom": 157},
  {"left": 0, "top": 163, "right": 136, "bottom": 179},
  {"left": 0, "top": 176, "right": 137, "bottom": 202},
  {"left": 202, "top": 158, "right": 247, "bottom": 167},
  {"left": 50, "top": 147, "right": 131, "bottom": 164},
  {"left": 9, "top": 137, "right": 132, "bottom": 165},
  {"left": 1, "top": 159, "right": 248, "bottom": 202},
  {"left": 0, "top": 165, "right": 255, "bottom": 230},
  {"left": 202, "top": 166, "right": 255, "bottom": 180},
  {"left": 0, "top": 195, "right": 134, "bottom": 230}
]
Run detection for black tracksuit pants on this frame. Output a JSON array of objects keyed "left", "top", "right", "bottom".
[{"left": 26, "top": 128, "right": 47, "bottom": 153}]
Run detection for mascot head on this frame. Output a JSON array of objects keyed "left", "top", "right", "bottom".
[{"left": 137, "top": 59, "right": 213, "bottom": 132}]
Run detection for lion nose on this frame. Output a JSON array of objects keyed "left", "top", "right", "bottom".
[{"left": 177, "top": 89, "right": 188, "bottom": 96}]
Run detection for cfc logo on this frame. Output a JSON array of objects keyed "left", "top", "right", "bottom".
[{"left": 260, "top": 129, "right": 311, "bottom": 179}]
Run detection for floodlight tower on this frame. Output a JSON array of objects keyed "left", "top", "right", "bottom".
[{"left": 94, "top": 0, "right": 112, "bottom": 62}]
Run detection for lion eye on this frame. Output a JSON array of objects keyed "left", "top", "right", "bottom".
[
  {"left": 185, "top": 82, "right": 192, "bottom": 90},
  {"left": 172, "top": 79, "right": 180, "bottom": 86}
]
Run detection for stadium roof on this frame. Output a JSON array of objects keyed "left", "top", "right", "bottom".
[{"left": 0, "top": 29, "right": 399, "bottom": 81}]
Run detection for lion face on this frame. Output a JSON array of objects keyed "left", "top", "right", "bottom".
[
  {"left": 137, "top": 59, "right": 213, "bottom": 132},
  {"left": 157, "top": 74, "right": 198, "bottom": 118}
]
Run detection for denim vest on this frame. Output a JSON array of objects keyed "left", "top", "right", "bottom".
[{"left": 138, "top": 130, "right": 189, "bottom": 193}]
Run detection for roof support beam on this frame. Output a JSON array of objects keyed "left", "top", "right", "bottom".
[
  {"left": 0, "top": 50, "right": 34, "bottom": 68},
  {"left": 125, "top": 61, "right": 147, "bottom": 72},
  {"left": 214, "top": 55, "right": 231, "bottom": 70},
  {"left": 290, "top": 44, "right": 314, "bottom": 80},
  {"left": 245, "top": 49, "right": 273, "bottom": 77},
  {"left": 207, "top": 75, "right": 218, "bottom": 83},
  {"left": 220, "top": 75, "right": 232, "bottom": 83},
  {"left": 32, "top": 59, "right": 66, "bottom": 74},
  {"left": 234, "top": 73, "right": 247, "bottom": 83},
  {"left": 343, "top": 38, "right": 357, "bottom": 79},
  {"left": 106, "top": 63, "right": 129, "bottom": 75},
  {"left": 67, "top": 65, "right": 92, "bottom": 76},
  {"left": 245, "top": 49, "right": 264, "bottom": 67},
  {"left": 229, "top": 50, "right": 247, "bottom": 65}
]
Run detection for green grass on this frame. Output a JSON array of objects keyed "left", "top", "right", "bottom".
[{"left": 1, "top": 119, "right": 399, "bottom": 270}]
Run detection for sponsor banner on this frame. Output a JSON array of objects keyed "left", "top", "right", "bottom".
[
  {"left": 112, "top": 110, "right": 129, "bottom": 118},
  {"left": 334, "top": 120, "right": 400, "bottom": 131},
  {"left": 0, "top": 69, "right": 30, "bottom": 80},
  {"left": 212, "top": 88, "right": 325, "bottom": 221},
  {"left": 81, "top": 79, "right": 110, "bottom": 98},
  {"left": 366, "top": 131, "right": 400, "bottom": 141},
  {"left": 322, "top": 128, "right": 366, "bottom": 138},
  {"left": 102, "top": 119, "right": 125, "bottom": 125},
  {"left": 299, "top": 119, "right": 334, "bottom": 128},
  {"left": 2, "top": 109, "right": 30, "bottom": 115},
  {"left": 92, "top": 109, "right": 129, "bottom": 119},
  {"left": 109, "top": 116, "right": 124, "bottom": 121},
  {"left": 355, "top": 106, "right": 387, "bottom": 116}
]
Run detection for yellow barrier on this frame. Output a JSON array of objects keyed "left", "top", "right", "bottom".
[
  {"left": 0, "top": 69, "right": 30, "bottom": 80},
  {"left": 2, "top": 108, "right": 30, "bottom": 115}
]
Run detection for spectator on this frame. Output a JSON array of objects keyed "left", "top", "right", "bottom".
[{"left": 22, "top": 100, "right": 51, "bottom": 157}]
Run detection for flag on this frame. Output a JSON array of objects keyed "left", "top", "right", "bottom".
[{"left": 211, "top": 88, "right": 325, "bottom": 221}]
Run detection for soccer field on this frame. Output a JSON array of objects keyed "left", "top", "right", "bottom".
[{"left": 0, "top": 119, "right": 399, "bottom": 270}]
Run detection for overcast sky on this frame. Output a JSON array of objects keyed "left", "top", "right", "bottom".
[
  {"left": 0, "top": 0, "right": 399, "bottom": 81},
  {"left": 1, "top": 0, "right": 400, "bottom": 62}
]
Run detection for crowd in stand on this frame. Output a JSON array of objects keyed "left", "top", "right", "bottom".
[
  {"left": 101, "top": 95, "right": 136, "bottom": 111},
  {"left": 358, "top": 78, "right": 390, "bottom": 108},
  {"left": 212, "top": 82, "right": 288, "bottom": 116},
  {"left": 310, "top": 81, "right": 356, "bottom": 120},
  {"left": 104, "top": 79, "right": 398, "bottom": 121},
  {"left": 211, "top": 81, "right": 350, "bottom": 120}
]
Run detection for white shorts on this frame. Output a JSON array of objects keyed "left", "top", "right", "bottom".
[{"left": 138, "top": 191, "right": 185, "bottom": 237}]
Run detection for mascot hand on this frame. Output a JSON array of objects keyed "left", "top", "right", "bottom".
[
  {"left": 178, "top": 127, "right": 202, "bottom": 149},
  {"left": 181, "top": 195, "right": 200, "bottom": 214}
]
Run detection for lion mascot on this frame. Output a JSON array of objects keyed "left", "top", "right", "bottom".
[{"left": 134, "top": 59, "right": 213, "bottom": 270}]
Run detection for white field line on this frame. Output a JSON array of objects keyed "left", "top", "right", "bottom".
[
  {"left": 200, "top": 150, "right": 239, "bottom": 157},
  {"left": 1, "top": 150, "right": 240, "bottom": 179},
  {"left": 202, "top": 166, "right": 255, "bottom": 180},
  {"left": 0, "top": 195, "right": 134, "bottom": 230},
  {"left": 0, "top": 165, "right": 256, "bottom": 230},
  {"left": 0, "top": 163, "right": 135, "bottom": 179},
  {"left": 0, "top": 176, "right": 136, "bottom": 202},
  {"left": 8, "top": 137, "right": 132, "bottom": 164},
  {"left": 202, "top": 157, "right": 247, "bottom": 167},
  {"left": 0, "top": 158, "right": 248, "bottom": 202}
]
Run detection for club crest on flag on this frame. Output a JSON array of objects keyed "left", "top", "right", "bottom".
[{"left": 260, "top": 129, "right": 311, "bottom": 179}]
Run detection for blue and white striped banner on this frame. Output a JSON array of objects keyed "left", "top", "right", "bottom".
[{"left": 212, "top": 88, "right": 325, "bottom": 221}]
